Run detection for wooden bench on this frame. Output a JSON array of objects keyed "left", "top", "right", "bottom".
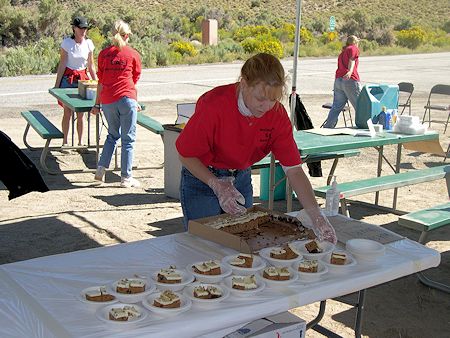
[
  {"left": 21, "top": 110, "right": 64, "bottom": 175},
  {"left": 398, "top": 202, "right": 450, "bottom": 293},
  {"left": 314, "top": 165, "right": 450, "bottom": 216}
]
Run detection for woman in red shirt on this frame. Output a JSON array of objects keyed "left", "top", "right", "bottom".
[
  {"left": 90, "top": 20, "right": 142, "bottom": 188},
  {"left": 176, "top": 53, "right": 336, "bottom": 244},
  {"left": 323, "top": 35, "right": 361, "bottom": 128}
]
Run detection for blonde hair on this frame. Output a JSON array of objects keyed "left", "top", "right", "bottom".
[
  {"left": 111, "top": 20, "right": 132, "bottom": 50},
  {"left": 240, "top": 53, "right": 286, "bottom": 101},
  {"left": 346, "top": 35, "right": 359, "bottom": 46}
]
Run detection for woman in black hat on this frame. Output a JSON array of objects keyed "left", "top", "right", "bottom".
[{"left": 54, "top": 16, "right": 97, "bottom": 148}]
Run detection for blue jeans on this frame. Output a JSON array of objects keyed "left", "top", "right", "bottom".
[
  {"left": 98, "top": 97, "right": 137, "bottom": 178},
  {"left": 180, "top": 167, "right": 253, "bottom": 230},
  {"left": 60, "top": 76, "right": 78, "bottom": 88},
  {"left": 324, "top": 77, "right": 361, "bottom": 128}
]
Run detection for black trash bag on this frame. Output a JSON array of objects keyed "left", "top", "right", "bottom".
[
  {"left": 0, "top": 131, "right": 49, "bottom": 200},
  {"left": 289, "top": 94, "right": 323, "bottom": 177}
]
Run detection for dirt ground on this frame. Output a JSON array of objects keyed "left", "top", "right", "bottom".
[{"left": 0, "top": 94, "right": 449, "bottom": 337}]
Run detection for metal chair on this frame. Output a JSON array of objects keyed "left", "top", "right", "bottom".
[
  {"left": 422, "top": 84, "right": 450, "bottom": 133},
  {"left": 398, "top": 82, "right": 414, "bottom": 115},
  {"left": 321, "top": 102, "right": 353, "bottom": 127}
]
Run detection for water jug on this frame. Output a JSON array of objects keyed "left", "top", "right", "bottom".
[{"left": 355, "top": 84, "right": 399, "bottom": 129}]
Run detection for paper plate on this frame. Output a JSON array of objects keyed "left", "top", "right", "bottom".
[
  {"left": 294, "top": 261, "right": 329, "bottom": 282},
  {"left": 259, "top": 247, "right": 303, "bottom": 267},
  {"left": 151, "top": 269, "right": 195, "bottom": 292},
  {"left": 187, "top": 262, "right": 232, "bottom": 283},
  {"left": 96, "top": 303, "right": 147, "bottom": 325},
  {"left": 109, "top": 278, "right": 155, "bottom": 303},
  {"left": 77, "top": 286, "right": 118, "bottom": 306},
  {"left": 143, "top": 292, "right": 191, "bottom": 315},
  {"left": 183, "top": 283, "right": 230, "bottom": 304},
  {"left": 258, "top": 267, "right": 299, "bottom": 287},
  {"left": 346, "top": 239, "right": 385, "bottom": 263},
  {"left": 222, "top": 276, "right": 265, "bottom": 297},
  {"left": 321, "top": 251, "right": 356, "bottom": 274},
  {"left": 222, "top": 255, "right": 266, "bottom": 276}
]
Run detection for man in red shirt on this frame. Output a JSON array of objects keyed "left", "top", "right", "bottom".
[
  {"left": 176, "top": 53, "right": 336, "bottom": 244},
  {"left": 323, "top": 35, "right": 361, "bottom": 128}
]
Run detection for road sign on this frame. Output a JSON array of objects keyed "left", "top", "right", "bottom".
[{"left": 329, "top": 16, "right": 336, "bottom": 32}]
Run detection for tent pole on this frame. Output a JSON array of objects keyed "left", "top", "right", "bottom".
[{"left": 290, "top": 0, "right": 303, "bottom": 124}]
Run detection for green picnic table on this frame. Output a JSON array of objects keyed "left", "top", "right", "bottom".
[{"left": 268, "top": 129, "right": 442, "bottom": 211}]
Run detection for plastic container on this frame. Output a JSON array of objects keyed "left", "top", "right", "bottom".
[
  {"left": 260, "top": 165, "right": 286, "bottom": 201},
  {"left": 325, "top": 176, "right": 340, "bottom": 216},
  {"left": 355, "top": 84, "right": 399, "bottom": 129}
]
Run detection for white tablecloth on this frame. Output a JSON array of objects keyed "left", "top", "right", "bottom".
[{"left": 0, "top": 225, "right": 440, "bottom": 338}]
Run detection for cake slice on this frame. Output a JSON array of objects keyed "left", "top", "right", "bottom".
[
  {"left": 192, "top": 260, "right": 221, "bottom": 275},
  {"left": 269, "top": 247, "right": 287, "bottom": 259},
  {"left": 193, "top": 285, "right": 222, "bottom": 299},
  {"left": 263, "top": 267, "right": 291, "bottom": 281},
  {"left": 231, "top": 275, "right": 258, "bottom": 290},
  {"left": 85, "top": 286, "right": 115, "bottom": 302},
  {"left": 229, "top": 253, "right": 253, "bottom": 268},
  {"left": 153, "top": 290, "right": 181, "bottom": 308},
  {"left": 270, "top": 243, "right": 299, "bottom": 260},
  {"left": 108, "top": 305, "right": 140, "bottom": 321},
  {"left": 330, "top": 252, "right": 346, "bottom": 265},
  {"left": 116, "top": 278, "right": 146, "bottom": 294},
  {"left": 305, "top": 240, "right": 322, "bottom": 254},
  {"left": 157, "top": 268, "right": 182, "bottom": 284},
  {"left": 298, "top": 260, "right": 318, "bottom": 273}
]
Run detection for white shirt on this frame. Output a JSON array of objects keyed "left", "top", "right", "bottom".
[{"left": 61, "top": 37, "right": 94, "bottom": 70}]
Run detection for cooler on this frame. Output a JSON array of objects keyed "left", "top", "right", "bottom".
[
  {"left": 355, "top": 83, "right": 399, "bottom": 128},
  {"left": 259, "top": 165, "right": 286, "bottom": 201}
]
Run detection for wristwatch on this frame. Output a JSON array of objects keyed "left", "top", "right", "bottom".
[{"left": 93, "top": 104, "right": 100, "bottom": 109}]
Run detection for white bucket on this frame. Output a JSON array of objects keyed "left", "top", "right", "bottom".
[{"left": 86, "top": 88, "right": 97, "bottom": 100}]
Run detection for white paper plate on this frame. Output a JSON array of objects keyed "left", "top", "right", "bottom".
[
  {"left": 259, "top": 247, "right": 303, "bottom": 267},
  {"left": 96, "top": 303, "right": 148, "bottom": 324},
  {"left": 222, "top": 255, "right": 266, "bottom": 276},
  {"left": 143, "top": 292, "right": 192, "bottom": 315},
  {"left": 77, "top": 286, "right": 119, "bottom": 306},
  {"left": 183, "top": 283, "right": 230, "bottom": 304},
  {"left": 151, "top": 269, "right": 195, "bottom": 292},
  {"left": 291, "top": 240, "right": 335, "bottom": 260},
  {"left": 222, "top": 276, "right": 265, "bottom": 297},
  {"left": 258, "top": 267, "right": 299, "bottom": 287},
  {"left": 346, "top": 239, "right": 385, "bottom": 263},
  {"left": 109, "top": 278, "right": 155, "bottom": 303},
  {"left": 321, "top": 251, "right": 356, "bottom": 274},
  {"left": 187, "top": 262, "right": 232, "bottom": 283},
  {"left": 294, "top": 261, "right": 329, "bottom": 282}
]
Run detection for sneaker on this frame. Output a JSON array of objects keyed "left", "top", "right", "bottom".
[
  {"left": 60, "top": 143, "right": 71, "bottom": 154},
  {"left": 120, "top": 177, "right": 140, "bottom": 188},
  {"left": 95, "top": 166, "right": 106, "bottom": 182}
]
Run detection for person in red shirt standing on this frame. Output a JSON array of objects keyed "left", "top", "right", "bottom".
[
  {"left": 176, "top": 53, "right": 336, "bottom": 244},
  {"left": 90, "top": 20, "right": 142, "bottom": 188},
  {"left": 323, "top": 35, "right": 361, "bottom": 128}
]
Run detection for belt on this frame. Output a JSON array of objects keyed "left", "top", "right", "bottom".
[{"left": 208, "top": 166, "right": 248, "bottom": 177}]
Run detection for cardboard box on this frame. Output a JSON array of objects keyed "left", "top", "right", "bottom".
[
  {"left": 224, "top": 312, "right": 306, "bottom": 338},
  {"left": 78, "top": 80, "right": 98, "bottom": 99},
  {"left": 188, "top": 206, "right": 313, "bottom": 253}
]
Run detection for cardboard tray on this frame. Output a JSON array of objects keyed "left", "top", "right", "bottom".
[
  {"left": 188, "top": 206, "right": 314, "bottom": 254},
  {"left": 78, "top": 80, "right": 98, "bottom": 99}
]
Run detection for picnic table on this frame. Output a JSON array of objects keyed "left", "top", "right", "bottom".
[
  {"left": 48, "top": 88, "right": 100, "bottom": 163},
  {"left": 268, "top": 129, "right": 443, "bottom": 211},
  {"left": 0, "top": 215, "right": 440, "bottom": 338}
]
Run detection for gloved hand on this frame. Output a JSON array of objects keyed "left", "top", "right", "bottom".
[
  {"left": 301, "top": 207, "right": 337, "bottom": 244},
  {"left": 207, "top": 176, "right": 247, "bottom": 216}
]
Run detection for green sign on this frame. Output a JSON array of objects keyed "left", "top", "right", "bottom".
[{"left": 329, "top": 16, "right": 336, "bottom": 32}]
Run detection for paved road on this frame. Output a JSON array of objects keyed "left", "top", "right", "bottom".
[{"left": 0, "top": 52, "right": 448, "bottom": 108}]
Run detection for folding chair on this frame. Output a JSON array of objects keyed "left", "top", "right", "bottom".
[
  {"left": 321, "top": 101, "right": 353, "bottom": 127},
  {"left": 422, "top": 84, "right": 450, "bottom": 133},
  {"left": 398, "top": 82, "right": 414, "bottom": 115}
]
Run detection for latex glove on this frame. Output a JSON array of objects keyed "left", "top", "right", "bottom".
[
  {"left": 301, "top": 207, "right": 337, "bottom": 244},
  {"left": 207, "top": 176, "right": 247, "bottom": 216}
]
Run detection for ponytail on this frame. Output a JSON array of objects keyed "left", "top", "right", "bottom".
[{"left": 111, "top": 20, "right": 132, "bottom": 50}]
